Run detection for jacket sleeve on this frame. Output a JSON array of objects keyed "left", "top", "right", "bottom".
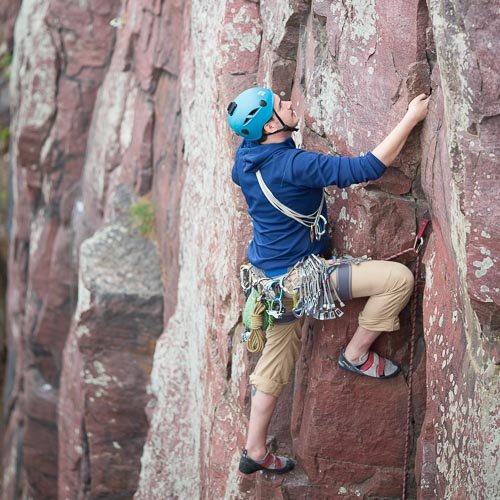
[{"left": 286, "top": 150, "right": 387, "bottom": 188}]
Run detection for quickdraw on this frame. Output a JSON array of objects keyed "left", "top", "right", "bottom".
[
  {"left": 239, "top": 254, "right": 368, "bottom": 352},
  {"left": 293, "top": 254, "right": 360, "bottom": 320}
]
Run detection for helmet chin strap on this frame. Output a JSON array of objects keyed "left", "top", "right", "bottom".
[{"left": 264, "top": 110, "right": 299, "bottom": 136}]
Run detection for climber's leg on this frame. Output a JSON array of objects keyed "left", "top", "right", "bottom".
[
  {"left": 245, "top": 319, "right": 302, "bottom": 459},
  {"left": 350, "top": 260, "right": 414, "bottom": 332},
  {"left": 331, "top": 260, "right": 414, "bottom": 377},
  {"left": 240, "top": 387, "right": 295, "bottom": 474},
  {"left": 244, "top": 387, "right": 277, "bottom": 460},
  {"left": 344, "top": 325, "right": 382, "bottom": 363}
]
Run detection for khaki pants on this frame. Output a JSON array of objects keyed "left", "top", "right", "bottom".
[{"left": 249, "top": 260, "right": 414, "bottom": 398}]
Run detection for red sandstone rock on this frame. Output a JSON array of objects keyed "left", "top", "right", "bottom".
[
  {"left": 3, "top": 0, "right": 120, "bottom": 497},
  {"left": 58, "top": 218, "right": 163, "bottom": 498},
  {"left": 0, "top": 0, "right": 21, "bottom": 51},
  {"left": 3, "top": 0, "right": 498, "bottom": 499}
]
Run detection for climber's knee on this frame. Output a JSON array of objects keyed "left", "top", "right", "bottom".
[
  {"left": 393, "top": 263, "right": 414, "bottom": 307},
  {"left": 249, "top": 375, "right": 284, "bottom": 398}
]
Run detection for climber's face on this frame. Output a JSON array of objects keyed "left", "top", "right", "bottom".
[{"left": 272, "top": 93, "right": 299, "bottom": 129}]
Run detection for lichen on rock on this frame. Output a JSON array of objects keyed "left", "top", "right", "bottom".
[{"left": 2, "top": 0, "right": 498, "bottom": 499}]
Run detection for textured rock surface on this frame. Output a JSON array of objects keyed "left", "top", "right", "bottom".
[
  {"left": 58, "top": 207, "right": 163, "bottom": 499},
  {"left": 0, "top": 2, "right": 18, "bottom": 492},
  {"left": 3, "top": 0, "right": 120, "bottom": 497},
  {"left": 416, "top": 1, "right": 500, "bottom": 496},
  {"left": 2, "top": 0, "right": 499, "bottom": 499}
]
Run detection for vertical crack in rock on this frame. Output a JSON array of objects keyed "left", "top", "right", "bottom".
[
  {"left": 225, "top": 319, "right": 241, "bottom": 382},
  {"left": 79, "top": 416, "right": 91, "bottom": 498}
]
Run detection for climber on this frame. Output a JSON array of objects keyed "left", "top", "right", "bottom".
[{"left": 227, "top": 87, "right": 430, "bottom": 475}]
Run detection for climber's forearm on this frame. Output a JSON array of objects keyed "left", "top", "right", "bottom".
[{"left": 371, "top": 114, "right": 417, "bottom": 167}]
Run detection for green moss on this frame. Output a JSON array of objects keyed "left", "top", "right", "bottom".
[
  {"left": 0, "top": 52, "right": 12, "bottom": 80},
  {"left": 130, "top": 198, "right": 156, "bottom": 237},
  {"left": 0, "top": 127, "right": 9, "bottom": 150}
]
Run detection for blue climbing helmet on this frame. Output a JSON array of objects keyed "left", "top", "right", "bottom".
[{"left": 226, "top": 87, "right": 274, "bottom": 141}]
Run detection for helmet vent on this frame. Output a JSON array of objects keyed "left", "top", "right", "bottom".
[
  {"left": 243, "top": 108, "right": 259, "bottom": 126},
  {"left": 259, "top": 100, "right": 267, "bottom": 107},
  {"left": 241, "top": 129, "right": 249, "bottom": 135},
  {"left": 227, "top": 101, "right": 237, "bottom": 116}
]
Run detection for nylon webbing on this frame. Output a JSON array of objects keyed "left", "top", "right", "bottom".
[{"left": 256, "top": 170, "right": 326, "bottom": 240}]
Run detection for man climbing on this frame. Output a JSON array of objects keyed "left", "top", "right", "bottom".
[{"left": 227, "top": 87, "right": 429, "bottom": 475}]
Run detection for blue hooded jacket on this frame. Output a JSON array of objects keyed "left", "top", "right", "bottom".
[{"left": 231, "top": 138, "right": 386, "bottom": 274}]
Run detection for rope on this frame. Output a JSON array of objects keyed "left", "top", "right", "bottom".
[
  {"left": 247, "top": 299, "right": 267, "bottom": 353},
  {"left": 256, "top": 170, "right": 327, "bottom": 240},
  {"left": 256, "top": 170, "right": 324, "bottom": 224},
  {"left": 383, "top": 246, "right": 421, "bottom": 500}
]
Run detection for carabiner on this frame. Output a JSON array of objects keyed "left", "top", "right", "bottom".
[
  {"left": 413, "top": 215, "right": 430, "bottom": 253},
  {"left": 413, "top": 236, "right": 424, "bottom": 253},
  {"left": 314, "top": 214, "right": 327, "bottom": 240}
]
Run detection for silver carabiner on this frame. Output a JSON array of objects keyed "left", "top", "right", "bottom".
[
  {"left": 413, "top": 236, "right": 424, "bottom": 253},
  {"left": 314, "top": 214, "right": 327, "bottom": 240}
]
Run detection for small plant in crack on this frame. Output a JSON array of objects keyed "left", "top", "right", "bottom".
[
  {"left": 0, "top": 51, "right": 12, "bottom": 80},
  {"left": 130, "top": 198, "right": 156, "bottom": 237}
]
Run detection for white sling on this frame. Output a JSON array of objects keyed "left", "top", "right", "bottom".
[{"left": 255, "top": 170, "right": 327, "bottom": 241}]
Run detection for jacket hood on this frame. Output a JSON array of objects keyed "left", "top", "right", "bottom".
[{"left": 236, "top": 138, "right": 296, "bottom": 173}]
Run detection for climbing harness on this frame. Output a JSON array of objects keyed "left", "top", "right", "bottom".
[
  {"left": 381, "top": 214, "right": 431, "bottom": 500},
  {"left": 293, "top": 254, "right": 369, "bottom": 319},
  {"left": 256, "top": 170, "right": 327, "bottom": 242},
  {"left": 239, "top": 254, "right": 367, "bottom": 352}
]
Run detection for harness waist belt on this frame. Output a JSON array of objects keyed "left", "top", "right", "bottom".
[{"left": 274, "top": 311, "right": 297, "bottom": 324}]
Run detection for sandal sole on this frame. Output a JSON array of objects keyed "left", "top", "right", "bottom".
[{"left": 239, "top": 456, "right": 295, "bottom": 475}]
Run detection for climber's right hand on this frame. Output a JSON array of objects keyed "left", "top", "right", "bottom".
[
  {"left": 406, "top": 93, "right": 430, "bottom": 125},
  {"left": 372, "top": 93, "right": 431, "bottom": 167}
]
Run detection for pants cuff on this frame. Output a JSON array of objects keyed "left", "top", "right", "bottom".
[
  {"left": 358, "top": 314, "right": 400, "bottom": 332},
  {"left": 249, "top": 374, "right": 285, "bottom": 399}
]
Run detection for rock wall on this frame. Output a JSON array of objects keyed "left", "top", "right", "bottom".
[
  {"left": 0, "top": 8, "right": 20, "bottom": 493},
  {"left": 3, "top": 0, "right": 121, "bottom": 497},
  {"left": 2, "top": 0, "right": 498, "bottom": 499},
  {"left": 418, "top": 1, "right": 499, "bottom": 497}
]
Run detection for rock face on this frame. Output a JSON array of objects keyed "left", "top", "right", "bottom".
[
  {"left": 2, "top": 0, "right": 498, "bottom": 499},
  {"left": 58, "top": 202, "right": 164, "bottom": 499},
  {"left": 0, "top": 8, "right": 21, "bottom": 495},
  {"left": 3, "top": 0, "right": 121, "bottom": 497}
]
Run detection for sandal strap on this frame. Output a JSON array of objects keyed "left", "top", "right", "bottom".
[
  {"left": 360, "top": 351, "right": 383, "bottom": 377},
  {"left": 377, "top": 355, "right": 385, "bottom": 377},
  {"left": 339, "top": 348, "right": 400, "bottom": 379},
  {"left": 359, "top": 351, "right": 375, "bottom": 371},
  {"left": 261, "top": 451, "right": 282, "bottom": 469}
]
